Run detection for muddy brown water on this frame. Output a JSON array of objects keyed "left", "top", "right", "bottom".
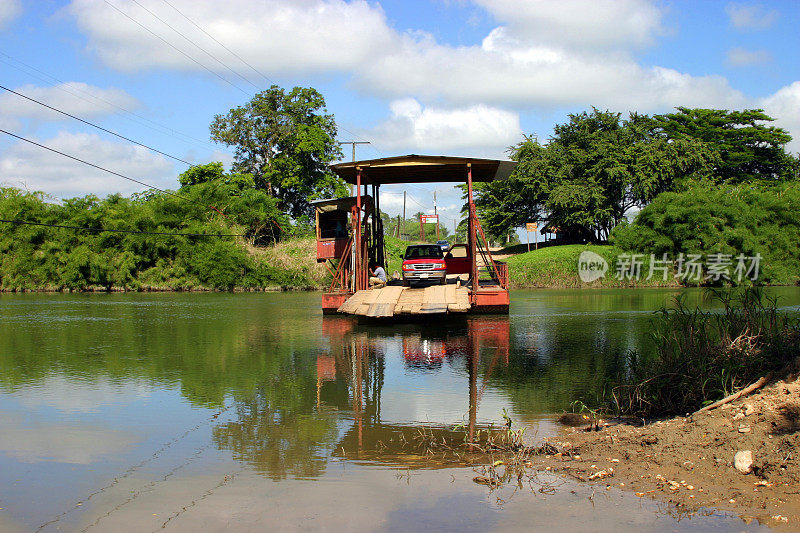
[{"left": 2, "top": 288, "right": 799, "bottom": 531}]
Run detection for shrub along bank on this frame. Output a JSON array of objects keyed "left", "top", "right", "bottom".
[
  {"left": 0, "top": 185, "right": 322, "bottom": 291},
  {"left": 606, "top": 288, "right": 800, "bottom": 418},
  {"left": 610, "top": 182, "right": 800, "bottom": 286}
]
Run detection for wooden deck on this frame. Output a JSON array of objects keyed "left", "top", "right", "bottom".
[{"left": 337, "top": 285, "right": 471, "bottom": 317}]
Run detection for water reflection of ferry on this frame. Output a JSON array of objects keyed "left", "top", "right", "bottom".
[
  {"left": 316, "top": 317, "right": 512, "bottom": 465},
  {"left": 211, "top": 316, "right": 517, "bottom": 477}
]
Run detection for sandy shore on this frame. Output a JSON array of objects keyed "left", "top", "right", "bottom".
[{"left": 530, "top": 374, "right": 800, "bottom": 530}]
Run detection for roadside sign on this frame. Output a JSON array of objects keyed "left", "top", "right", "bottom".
[
  {"left": 525, "top": 222, "right": 538, "bottom": 251},
  {"left": 421, "top": 214, "right": 439, "bottom": 224}
]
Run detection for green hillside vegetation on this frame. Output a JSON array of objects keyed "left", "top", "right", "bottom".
[
  {"left": 611, "top": 182, "right": 800, "bottom": 285},
  {"left": 0, "top": 184, "right": 324, "bottom": 291}
]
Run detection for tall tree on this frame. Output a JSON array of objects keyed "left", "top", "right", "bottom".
[
  {"left": 472, "top": 136, "right": 551, "bottom": 239},
  {"left": 210, "top": 86, "right": 347, "bottom": 218},
  {"left": 653, "top": 108, "right": 795, "bottom": 183},
  {"left": 476, "top": 110, "right": 717, "bottom": 242}
]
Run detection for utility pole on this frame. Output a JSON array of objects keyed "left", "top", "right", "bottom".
[
  {"left": 338, "top": 141, "right": 370, "bottom": 195},
  {"left": 433, "top": 191, "right": 439, "bottom": 240},
  {"left": 402, "top": 191, "right": 406, "bottom": 239}
]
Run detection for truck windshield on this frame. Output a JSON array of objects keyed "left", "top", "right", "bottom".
[{"left": 404, "top": 245, "right": 444, "bottom": 259}]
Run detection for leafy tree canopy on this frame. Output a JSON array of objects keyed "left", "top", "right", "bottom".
[
  {"left": 475, "top": 109, "right": 718, "bottom": 242},
  {"left": 610, "top": 181, "right": 800, "bottom": 285},
  {"left": 653, "top": 107, "right": 796, "bottom": 183},
  {"left": 210, "top": 85, "right": 347, "bottom": 218},
  {"left": 178, "top": 162, "right": 256, "bottom": 190}
]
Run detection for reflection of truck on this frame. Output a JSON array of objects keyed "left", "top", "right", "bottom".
[{"left": 402, "top": 336, "right": 446, "bottom": 369}]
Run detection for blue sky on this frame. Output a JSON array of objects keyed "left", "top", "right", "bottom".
[{"left": 1, "top": 0, "right": 798, "bottom": 227}]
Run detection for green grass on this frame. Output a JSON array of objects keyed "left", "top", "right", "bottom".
[
  {"left": 607, "top": 288, "right": 800, "bottom": 417},
  {"left": 245, "top": 236, "right": 328, "bottom": 289},
  {"left": 384, "top": 235, "right": 421, "bottom": 278},
  {"left": 504, "top": 244, "right": 681, "bottom": 289}
]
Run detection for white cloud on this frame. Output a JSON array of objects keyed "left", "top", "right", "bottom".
[
  {"left": 475, "top": 0, "right": 663, "bottom": 50},
  {"left": 67, "top": 0, "right": 397, "bottom": 75},
  {"left": 0, "top": 0, "right": 21, "bottom": 29},
  {"left": 0, "top": 131, "right": 174, "bottom": 198},
  {"left": 760, "top": 81, "right": 800, "bottom": 154},
  {"left": 725, "top": 2, "right": 779, "bottom": 30},
  {"left": 726, "top": 47, "right": 772, "bottom": 67},
  {"left": 0, "top": 82, "right": 140, "bottom": 121},
  {"left": 365, "top": 98, "right": 522, "bottom": 154},
  {"left": 356, "top": 33, "right": 746, "bottom": 111},
  {"left": 66, "top": 0, "right": 748, "bottom": 115}
]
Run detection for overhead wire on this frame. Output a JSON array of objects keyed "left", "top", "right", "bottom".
[
  {"left": 103, "top": 0, "right": 251, "bottom": 96},
  {"left": 0, "top": 52, "right": 231, "bottom": 154},
  {"left": 3, "top": 3, "right": 386, "bottom": 223},
  {"left": 0, "top": 84, "right": 194, "bottom": 166},
  {"left": 0, "top": 128, "right": 219, "bottom": 212},
  {"left": 156, "top": 0, "right": 382, "bottom": 158},
  {"left": 115, "top": 0, "right": 380, "bottom": 159},
  {"left": 0, "top": 129, "right": 246, "bottom": 236},
  {"left": 129, "top": 0, "right": 260, "bottom": 91},
  {"left": 160, "top": 0, "right": 274, "bottom": 86}
]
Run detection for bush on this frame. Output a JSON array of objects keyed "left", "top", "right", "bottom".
[
  {"left": 0, "top": 184, "right": 296, "bottom": 290},
  {"left": 610, "top": 182, "right": 800, "bottom": 285},
  {"left": 610, "top": 288, "right": 800, "bottom": 418}
]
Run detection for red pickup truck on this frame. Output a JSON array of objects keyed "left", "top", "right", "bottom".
[
  {"left": 401, "top": 243, "right": 472, "bottom": 286},
  {"left": 401, "top": 244, "right": 447, "bottom": 286}
]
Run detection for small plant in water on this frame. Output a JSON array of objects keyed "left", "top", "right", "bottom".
[{"left": 609, "top": 287, "right": 800, "bottom": 418}]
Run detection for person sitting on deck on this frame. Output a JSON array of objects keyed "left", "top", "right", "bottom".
[{"left": 369, "top": 263, "right": 387, "bottom": 288}]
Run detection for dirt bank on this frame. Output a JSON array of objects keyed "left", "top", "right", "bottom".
[{"left": 532, "top": 375, "right": 800, "bottom": 530}]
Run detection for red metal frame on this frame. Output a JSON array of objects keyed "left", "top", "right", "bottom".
[
  {"left": 467, "top": 164, "right": 478, "bottom": 304},
  {"left": 474, "top": 216, "right": 509, "bottom": 290},
  {"left": 324, "top": 156, "right": 511, "bottom": 315}
]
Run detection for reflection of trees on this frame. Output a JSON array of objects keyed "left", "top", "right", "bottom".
[
  {"left": 0, "top": 294, "right": 325, "bottom": 407},
  {"left": 212, "top": 381, "right": 339, "bottom": 480},
  {"left": 496, "top": 309, "right": 654, "bottom": 413}
]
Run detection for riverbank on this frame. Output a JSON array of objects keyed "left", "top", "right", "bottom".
[
  {"left": 529, "top": 371, "right": 800, "bottom": 530},
  {"left": 0, "top": 236, "right": 328, "bottom": 292},
  {"left": 3, "top": 236, "right": 796, "bottom": 292},
  {"left": 504, "top": 244, "right": 682, "bottom": 289}
]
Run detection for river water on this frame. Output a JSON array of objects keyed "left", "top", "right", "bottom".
[{"left": 2, "top": 288, "right": 798, "bottom": 532}]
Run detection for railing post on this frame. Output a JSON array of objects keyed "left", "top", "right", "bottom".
[
  {"left": 356, "top": 167, "right": 362, "bottom": 291},
  {"left": 467, "top": 162, "right": 478, "bottom": 304}
]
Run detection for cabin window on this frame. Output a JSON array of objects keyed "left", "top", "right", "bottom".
[{"left": 318, "top": 211, "right": 349, "bottom": 239}]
